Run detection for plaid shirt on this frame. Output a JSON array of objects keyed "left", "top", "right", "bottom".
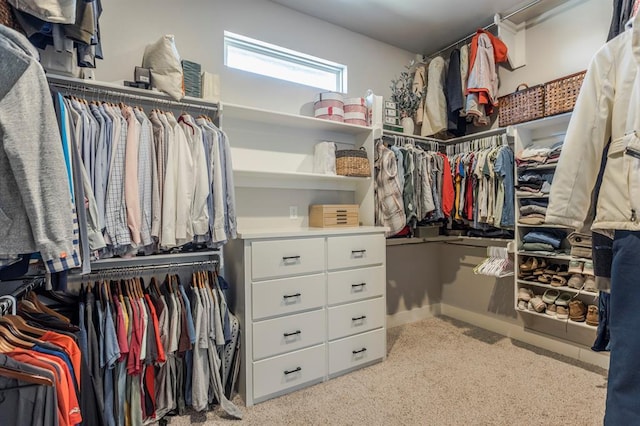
[{"left": 375, "top": 142, "right": 406, "bottom": 237}]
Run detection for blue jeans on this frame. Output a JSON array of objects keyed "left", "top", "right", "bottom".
[{"left": 605, "top": 230, "right": 640, "bottom": 424}]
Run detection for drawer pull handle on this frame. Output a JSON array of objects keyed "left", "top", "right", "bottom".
[
  {"left": 352, "top": 348, "right": 367, "bottom": 355},
  {"left": 283, "top": 293, "right": 301, "bottom": 299},
  {"left": 351, "top": 283, "right": 366, "bottom": 288},
  {"left": 336, "top": 210, "right": 347, "bottom": 213},
  {"left": 283, "top": 330, "right": 301, "bottom": 337},
  {"left": 283, "top": 255, "right": 301, "bottom": 260},
  {"left": 351, "top": 250, "right": 366, "bottom": 254},
  {"left": 352, "top": 315, "right": 367, "bottom": 321},
  {"left": 284, "top": 367, "right": 302, "bottom": 375}
]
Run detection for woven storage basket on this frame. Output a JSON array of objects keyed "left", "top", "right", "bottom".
[
  {"left": 0, "top": 0, "right": 17, "bottom": 30},
  {"left": 336, "top": 147, "right": 370, "bottom": 177},
  {"left": 498, "top": 84, "right": 544, "bottom": 127},
  {"left": 544, "top": 71, "right": 586, "bottom": 117}
]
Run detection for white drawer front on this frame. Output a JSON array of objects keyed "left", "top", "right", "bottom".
[
  {"left": 252, "top": 238, "right": 325, "bottom": 280},
  {"left": 328, "top": 297, "right": 385, "bottom": 340},
  {"left": 252, "top": 273, "right": 326, "bottom": 320},
  {"left": 327, "top": 234, "right": 384, "bottom": 270},
  {"left": 253, "top": 310, "right": 326, "bottom": 360},
  {"left": 329, "top": 328, "right": 385, "bottom": 375},
  {"left": 253, "top": 344, "right": 326, "bottom": 400},
  {"left": 328, "top": 266, "right": 385, "bottom": 305}
]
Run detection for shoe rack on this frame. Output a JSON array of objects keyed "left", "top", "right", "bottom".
[{"left": 510, "top": 113, "right": 599, "bottom": 347}]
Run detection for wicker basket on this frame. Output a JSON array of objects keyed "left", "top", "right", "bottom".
[
  {"left": 544, "top": 71, "right": 586, "bottom": 117},
  {"left": 0, "top": 0, "right": 18, "bottom": 31},
  {"left": 497, "top": 84, "right": 544, "bottom": 127},
  {"left": 335, "top": 147, "right": 370, "bottom": 177}
]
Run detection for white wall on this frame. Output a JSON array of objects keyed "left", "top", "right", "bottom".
[
  {"left": 96, "top": 0, "right": 415, "bottom": 114},
  {"left": 498, "top": 0, "right": 612, "bottom": 96}
]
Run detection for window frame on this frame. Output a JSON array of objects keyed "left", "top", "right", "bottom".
[{"left": 223, "top": 31, "right": 348, "bottom": 93}]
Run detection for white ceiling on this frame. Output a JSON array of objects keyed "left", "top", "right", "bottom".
[{"left": 269, "top": 0, "right": 563, "bottom": 54}]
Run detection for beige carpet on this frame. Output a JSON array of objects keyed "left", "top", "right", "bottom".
[{"left": 166, "top": 317, "right": 608, "bottom": 425}]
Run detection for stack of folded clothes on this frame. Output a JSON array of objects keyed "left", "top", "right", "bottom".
[
  {"left": 516, "top": 171, "right": 553, "bottom": 196},
  {"left": 518, "top": 199, "right": 549, "bottom": 225},
  {"left": 516, "top": 142, "right": 563, "bottom": 168},
  {"left": 519, "top": 229, "right": 567, "bottom": 252}
]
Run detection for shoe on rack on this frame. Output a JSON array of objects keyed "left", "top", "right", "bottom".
[
  {"left": 568, "top": 260, "right": 583, "bottom": 274},
  {"left": 586, "top": 305, "right": 599, "bottom": 326},
  {"left": 544, "top": 264, "right": 560, "bottom": 275},
  {"left": 546, "top": 303, "right": 557, "bottom": 317},
  {"left": 520, "top": 257, "right": 539, "bottom": 272},
  {"left": 550, "top": 275, "right": 567, "bottom": 288},
  {"left": 556, "top": 305, "right": 569, "bottom": 320},
  {"left": 582, "top": 261, "right": 595, "bottom": 276},
  {"left": 584, "top": 276, "right": 597, "bottom": 292},
  {"left": 542, "top": 289, "right": 560, "bottom": 304},
  {"left": 530, "top": 296, "right": 546, "bottom": 313},
  {"left": 569, "top": 300, "right": 587, "bottom": 322},
  {"left": 517, "top": 300, "right": 528, "bottom": 310},
  {"left": 518, "top": 287, "right": 534, "bottom": 302},
  {"left": 555, "top": 292, "right": 573, "bottom": 307},
  {"left": 556, "top": 264, "right": 570, "bottom": 277},
  {"left": 567, "top": 274, "right": 585, "bottom": 289},
  {"left": 538, "top": 274, "right": 552, "bottom": 284},
  {"left": 533, "top": 258, "right": 548, "bottom": 275}
]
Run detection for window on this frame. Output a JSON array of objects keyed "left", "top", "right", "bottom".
[{"left": 224, "top": 31, "right": 347, "bottom": 93}]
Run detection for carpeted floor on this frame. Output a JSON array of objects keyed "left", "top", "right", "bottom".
[{"left": 166, "top": 316, "right": 608, "bottom": 425}]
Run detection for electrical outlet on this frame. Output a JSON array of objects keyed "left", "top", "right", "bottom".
[{"left": 289, "top": 206, "right": 298, "bottom": 219}]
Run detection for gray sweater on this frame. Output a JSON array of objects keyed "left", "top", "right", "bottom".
[{"left": 0, "top": 25, "right": 76, "bottom": 270}]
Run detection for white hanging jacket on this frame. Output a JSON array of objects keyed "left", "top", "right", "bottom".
[{"left": 546, "top": 13, "right": 640, "bottom": 232}]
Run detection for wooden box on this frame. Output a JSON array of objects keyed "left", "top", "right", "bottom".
[{"left": 309, "top": 204, "right": 359, "bottom": 228}]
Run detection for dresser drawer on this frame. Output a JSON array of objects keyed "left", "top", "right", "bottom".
[
  {"left": 328, "top": 297, "right": 385, "bottom": 340},
  {"left": 253, "top": 344, "right": 326, "bottom": 400},
  {"left": 327, "top": 266, "right": 385, "bottom": 305},
  {"left": 253, "top": 309, "right": 325, "bottom": 360},
  {"left": 329, "top": 328, "right": 385, "bottom": 376},
  {"left": 252, "top": 238, "right": 325, "bottom": 280},
  {"left": 252, "top": 273, "right": 325, "bottom": 320},
  {"left": 327, "top": 234, "right": 384, "bottom": 270}
]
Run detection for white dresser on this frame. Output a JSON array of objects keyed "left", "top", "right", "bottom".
[{"left": 224, "top": 227, "right": 387, "bottom": 406}]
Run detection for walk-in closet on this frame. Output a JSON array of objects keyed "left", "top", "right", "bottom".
[{"left": 0, "top": 0, "right": 635, "bottom": 424}]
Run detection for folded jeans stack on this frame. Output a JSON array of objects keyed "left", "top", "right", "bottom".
[
  {"left": 520, "top": 229, "right": 566, "bottom": 252},
  {"left": 518, "top": 199, "right": 548, "bottom": 225},
  {"left": 516, "top": 143, "right": 562, "bottom": 168},
  {"left": 516, "top": 171, "right": 554, "bottom": 196}
]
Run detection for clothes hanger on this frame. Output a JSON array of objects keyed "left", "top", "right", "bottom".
[
  {"left": 26, "top": 293, "right": 70, "bottom": 324},
  {"left": 0, "top": 316, "right": 45, "bottom": 338},
  {"left": 0, "top": 323, "right": 34, "bottom": 348},
  {"left": 0, "top": 365, "right": 54, "bottom": 387}
]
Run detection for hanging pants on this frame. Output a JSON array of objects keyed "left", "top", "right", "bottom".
[{"left": 605, "top": 230, "right": 640, "bottom": 424}]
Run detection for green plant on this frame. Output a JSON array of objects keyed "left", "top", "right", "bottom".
[{"left": 390, "top": 66, "right": 421, "bottom": 118}]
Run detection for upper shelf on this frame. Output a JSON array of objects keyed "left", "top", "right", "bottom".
[
  {"left": 508, "top": 112, "right": 572, "bottom": 133},
  {"left": 233, "top": 169, "right": 369, "bottom": 191},
  {"left": 222, "top": 103, "right": 373, "bottom": 135}
]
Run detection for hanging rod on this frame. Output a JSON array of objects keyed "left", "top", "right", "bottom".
[
  {"left": 0, "top": 276, "right": 47, "bottom": 315},
  {"left": 69, "top": 259, "right": 220, "bottom": 280},
  {"left": 47, "top": 74, "right": 219, "bottom": 113},
  {"left": 381, "top": 129, "right": 441, "bottom": 144},
  {"left": 426, "top": 0, "right": 542, "bottom": 60},
  {"left": 441, "top": 127, "right": 507, "bottom": 145}
]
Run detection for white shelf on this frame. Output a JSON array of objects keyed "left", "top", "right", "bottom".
[
  {"left": 568, "top": 320, "right": 598, "bottom": 329},
  {"left": 517, "top": 251, "right": 591, "bottom": 263},
  {"left": 516, "top": 279, "right": 599, "bottom": 296},
  {"left": 516, "top": 223, "right": 570, "bottom": 229},
  {"left": 516, "top": 307, "right": 568, "bottom": 323},
  {"left": 222, "top": 103, "right": 372, "bottom": 135},
  {"left": 509, "top": 112, "right": 572, "bottom": 132},
  {"left": 233, "top": 169, "right": 369, "bottom": 190}
]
